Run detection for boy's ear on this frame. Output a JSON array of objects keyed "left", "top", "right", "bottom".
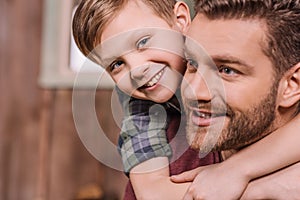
[
  {"left": 279, "top": 62, "right": 300, "bottom": 108},
  {"left": 173, "top": 1, "right": 191, "bottom": 33}
]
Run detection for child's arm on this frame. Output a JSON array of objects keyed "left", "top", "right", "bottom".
[
  {"left": 240, "top": 161, "right": 300, "bottom": 199},
  {"left": 118, "top": 90, "right": 191, "bottom": 199},
  {"left": 117, "top": 88, "right": 172, "bottom": 176},
  {"left": 227, "top": 113, "right": 300, "bottom": 181},
  {"left": 129, "top": 157, "right": 190, "bottom": 200},
  {"left": 171, "top": 114, "right": 300, "bottom": 199},
  {"left": 171, "top": 161, "right": 300, "bottom": 200}
]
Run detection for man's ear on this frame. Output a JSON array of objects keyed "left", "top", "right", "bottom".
[
  {"left": 173, "top": 1, "right": 191, "bottom": 33},
  {"left": 279, "top": 62, "right": 300, "bottom": 108}
]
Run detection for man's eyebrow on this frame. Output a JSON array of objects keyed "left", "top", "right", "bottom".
[
  {"left": 184, "top": 47, "right": 196, "bottom": 58},
  {"left": 184, "top": 45, "right": 216, "bottom": 69},
  {"left": 211, "top": 55, "right": 254, "bottom": 69}
]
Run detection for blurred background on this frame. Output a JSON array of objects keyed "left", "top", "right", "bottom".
[{"left": 0, "top": 0, "right": 127, "bottom": 199}]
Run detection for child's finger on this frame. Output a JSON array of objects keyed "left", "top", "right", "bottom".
[{"left": 170, "top": 167, "right": 202, "bottom": 182}]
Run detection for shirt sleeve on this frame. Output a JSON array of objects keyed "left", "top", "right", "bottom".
[{"left": 116, "top": 88, "right": 172, "bottom": 174}]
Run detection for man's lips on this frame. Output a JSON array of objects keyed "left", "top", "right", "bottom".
[{"left": 188, "top": 106, "right": 227, "bottom": 126}]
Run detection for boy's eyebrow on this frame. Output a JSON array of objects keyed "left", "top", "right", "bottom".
[
  {"left": 96, "top": 36, "right": 136, "bottom": 67},
  {"left": 97, "top": 28, "right": 185, "bottom": 67},
  {"left": 95, "top": 28, "right": 156, "bottom": 67}
]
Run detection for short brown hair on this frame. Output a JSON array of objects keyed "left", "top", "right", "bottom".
[
  {"left": 194, "top": 0, "right": 300, "bottom": 113},
  {"left": 72, "top": 0, "right": 177, "bottom": 56},
  {"left": 194, "top": 0, "right": 300, "bottom": 77}
]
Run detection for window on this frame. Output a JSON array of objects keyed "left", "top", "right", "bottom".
[{"left": 39, "top": 0, "right": 114, "bottom": 89}]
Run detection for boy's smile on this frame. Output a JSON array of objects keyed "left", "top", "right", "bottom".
[{"left": 140, "top": 67, "right": 165, "bottom": 88}]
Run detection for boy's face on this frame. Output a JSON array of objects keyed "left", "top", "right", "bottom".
[{"left": 98, "top": 0, "right": 186, "bottom": 103}]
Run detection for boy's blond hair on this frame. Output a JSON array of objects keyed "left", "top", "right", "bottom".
[{"left": 72, "top": 0, "right": 177, "bottom": 56}]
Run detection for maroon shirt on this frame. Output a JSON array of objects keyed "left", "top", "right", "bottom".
[{"left": 123, "top": 112, "right": 222, "bottom": 200}]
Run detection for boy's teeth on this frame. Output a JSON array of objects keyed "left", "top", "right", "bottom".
[{"left": 144, "top": 70, "right": 164, "bottom": 87}]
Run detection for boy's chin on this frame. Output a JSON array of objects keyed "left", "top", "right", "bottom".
[{"left": 151, "top": 96, "right": 172, "bottom": 103}]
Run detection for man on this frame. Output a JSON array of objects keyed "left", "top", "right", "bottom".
[{"left": 176, "top": 0, "right": 300, "bottom": 199}]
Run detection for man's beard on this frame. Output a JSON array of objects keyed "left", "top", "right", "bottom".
[{"left": 185, "top": 84, "right": 278, "bottom": 154}]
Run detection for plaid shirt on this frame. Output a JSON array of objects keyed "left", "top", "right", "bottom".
[{"left": 117, "top": 88, "right": 181, "bottom": 173}]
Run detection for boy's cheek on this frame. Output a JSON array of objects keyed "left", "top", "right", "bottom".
[{"left": 114, "top": 74, "right": 137, "bottom": 96}]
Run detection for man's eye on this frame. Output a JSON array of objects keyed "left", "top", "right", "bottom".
[
  {"left": 186, "top": 59, "right": 198, "bottom": 73},
  {"left": 136, "top": 36, "right": 150, "bottom": 49},
  {"left": 219, "top": 65, "right": 238, "bottom": 76},
  {"left": 187, "top": 59, "right": 199, "bottom": 68},
  {"left": 109, "top": 60, "right": 124, "bottom": 72}
]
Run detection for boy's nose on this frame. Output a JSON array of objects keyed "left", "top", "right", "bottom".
[
  {"left": 130, "top": 64, "right": 150, "bottom": 81},
  {"left": 122, "top": 53, "right": 149, "bottom": 81}
]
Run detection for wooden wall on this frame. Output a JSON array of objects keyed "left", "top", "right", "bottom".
[{"left": 0, "top": 0, "right": 127, "bottom": 199}]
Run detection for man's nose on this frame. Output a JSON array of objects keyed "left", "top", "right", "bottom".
[{"left": 183, "top": 72, "right": 212, "bottom": 102}]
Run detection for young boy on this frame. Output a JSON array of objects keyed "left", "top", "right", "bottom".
[
  {"left": 72, "top": 0, "right": 300, "bottom": 199},
  {"left": 73, "top": 1, "right": 215, "bottom": 199}
]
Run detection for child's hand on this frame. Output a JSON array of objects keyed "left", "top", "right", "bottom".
[
  {"left": 241, "top": 162, "right": 300, "bottom": 200},
  {"left": 171, "top": 163, "right": 250, "bottom": 200}
]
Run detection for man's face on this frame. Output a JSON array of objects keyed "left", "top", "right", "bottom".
[{"left": 182, "top": 14, "right": 279, "bottom": 153}]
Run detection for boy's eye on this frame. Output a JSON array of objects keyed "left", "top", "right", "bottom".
[
  {"left": 136, "top": 36, "right": 150, "bottom": 49},
  {"left": 109, "top": 60, "right": 124, "bottom": 72}
]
